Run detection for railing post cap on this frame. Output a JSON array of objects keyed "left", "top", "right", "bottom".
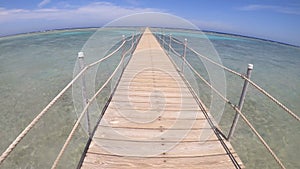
[
  {"left": 248, "top": 64, "right": 254, "bottom": 70},
  {"left": 78, "top": 52, "right": 84, "bottom": 58}
]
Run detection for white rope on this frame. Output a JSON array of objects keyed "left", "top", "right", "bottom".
[
  {"left": 158, "top": 33, "right": 288, "bottom": 168},
  {"left": 51, "top": 48, "right": 127, "bottom": 169},
  {"left": 188, "top": 45, "right": 299, "bottom": 121},
  {"left": 157, "top": 35, "right": 182, "bottom": 57},
  {"left": 184, "top": 58, "right": 286, "bottom": 169},
  {"left": 170, "top": 36, "right": 184, "bottom": 45},
  {"left": 246, "top": 78, "right": 300, "bottom": 121},
  {"left": 187, "top": 46, "right": 243, "bottom": 77},
  {"left": 127, "top": 35, "right": 137, "bottom": 55},
  {"left": 163, "top": 35, "right": 299, "bottom": 122},
  {"left": 232, "top": 105, "right": 286, "bottom": 169},
  {"left": 0, "top": 39, "right": 126, "bottom": 165},
  {"left": 0, "top": 66, "right": 87, "bottom": 165},
  {"left": 51, "top": 35, "right": 139, "bottom": 168},
  {"left": 169, "top": 45, "right": 182, "bottom": 57},
  {"left": 88, "top": 40, "right": 125, "bottom": 67},
  {"left": 184, "top": 58, "right": 233, "bottom": 106},
  {"left": 126, "top": 34, "right": 135, "bottom": 42}
]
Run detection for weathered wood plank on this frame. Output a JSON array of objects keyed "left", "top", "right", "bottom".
[
  {"left": 86, "top": 141, "right": 228, "bottom": 158},
  {"left": 94, "top": 127, "right": 220, "bottom": 142},
  {"left": 81, "top": 153, "right": 239, "bottom": 169},
  {"left": 116, "top": 85, "right": 190, "bottom": 92},
  {"left": 80, "top": 28, "right": 243, "bottom": 169},
  {"left": 99, "top": 118, "right": 207, "bottom": 129},
  {"left": 111, "top": 95, "right": 199, "bottom": 104},
  {"left": 103, "top": 108, "right": 206, "bottom": 119}
]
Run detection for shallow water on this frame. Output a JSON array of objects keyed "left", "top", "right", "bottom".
[
  {"left": 156, "top": 28, "right": 300, "bottom": 169},
  {"left": 0, "top": 28, "right": 299, "bottom": 168},
  {"left": 0, "top": 29, "right": 96, "bottom": 168}
]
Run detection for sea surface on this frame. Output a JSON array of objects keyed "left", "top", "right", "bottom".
[{"left": 0, "top": 28, "right": 299, "bottom": 169}]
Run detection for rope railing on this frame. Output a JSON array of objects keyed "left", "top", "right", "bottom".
[
  {"left": 170, "top": 36, "right": 184, "bottom": 45},
  {"left": 173, "top": 38, "right": 184, "bottom": 45},
  {"left": 246, "top": 78, "right": 299, "bottom": 121},
  {"left": 155, "top": 33, "right": 300, "bottom": 169},
  {"left": 0, "top": 33, "right": 140, "bottom": 165},
  {"left": 186, "top": 40, "right": 299, "bottom": 121},
  {"left": 183, "top": 58, "right": 286, "bottom": 169},
  {"left": 51, "top": 37, "right": 138, "bottom": 168},
  {"left": 1, "top": 30, "right": 297, "bottom": 169},
  {"left": 169, "top": 45, "right": 182, "bottom": 57},
  {"left": 52, "top": 34, "right": 140, "bottom": 168},
  {"left": 87, "top": 40, "right": 126, "bottom": 68},
  {"left": 159, "top": 33, "right": 299, "bottom": 121},
  {"left": 168, "top": 35, "right": 243, "bottom": 77},
  {"left": 0, "top": 65, "right": 88, "bottom": 165}
]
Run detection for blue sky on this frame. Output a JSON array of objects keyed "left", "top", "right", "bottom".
[{"left": 0, "top": 0, "right": 299, "bottom": 45}]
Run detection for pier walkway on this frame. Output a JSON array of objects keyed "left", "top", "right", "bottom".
[
  {"left": 80, "top": 28, "right": 243, "bottom": 168},
  {"left": 2, "top": 27, "right": 296, "bottom": 169}
]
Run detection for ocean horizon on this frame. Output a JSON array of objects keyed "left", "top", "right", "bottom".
[
  {"left": 1, "top": 26, "right": 299, "bottom": 48},
  {"left": 0, "top": 27, "right": 299, "bottom": 169}
]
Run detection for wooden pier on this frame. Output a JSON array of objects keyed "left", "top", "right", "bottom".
[{"left": 80, "top": 28, "right": 244, "bottom": 169}]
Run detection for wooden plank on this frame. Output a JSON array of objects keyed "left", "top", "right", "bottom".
[
  {"left": 122, "top": 69, "right": 180, "bottom": 78},
  {"left": 94, "top": 127, "right": 219, "bottom": 142},
  {"left": 108, "top": 101, "right": 201, "bottom": 109},
  {"left": 81, "top": 28, "right": 243, "bottom": 169},
  {"left": 109, "top": 99, "right": 201, "bottom": 107},
  {"left": 111, "top": 95, "right": 199, "bottom": 102},
  {"left": 81, "top": 153, "right": 239, "bottom": 169},
  {"left": 117, "top": 79, "right": 187, "bottom": 86},
  {"left": 103, "top": 108, "right": 206, "bottom": 119},
  {"left": 99, "top": 118, "right": 207, "bottom": 129},
  {"left": 121, "top": 73, "right": 181, "bottom": 79},
  {"left": 114, "top": 90, "right": 194, "bottom": 97},
  {"left": 87, "top": 140, "right": 228, "bottom": 157},
  {"left": 115, "top": 86, "right": 191, "bottom": 93},
  {"left": 116, "top": 83, "right": 189, "bottom": 89},
  {"left": 117, "top": 81, "right": 188, "bottom": 88}
]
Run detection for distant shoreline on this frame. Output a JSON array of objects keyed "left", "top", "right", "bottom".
[
  {"left": 0, "top": 26, "right": 299, "bottom": 48},
  {"left": 203, "top": 30, "right": 300, "bottom": 48},
  {"left": 0, "top": 27, "right": 98, "bottom": 39}
]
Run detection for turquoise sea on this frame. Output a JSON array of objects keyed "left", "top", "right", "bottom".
[{"left": 0, "top": 28, "right": 299, "bottom": 168}]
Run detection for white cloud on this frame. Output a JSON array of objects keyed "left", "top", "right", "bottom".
[
  {"left": 0, "top": 2, "right": 161, "bottom": 23},
  {"left": 238, "top": 4, "right": 300, "bottom": 15},
  {"left": 38, "top": 0, "right": 51, "bottom": 8},
  {"left": 0, "top": 2, "right": 235, "bottom": 36},
  {"left": 0, "top": 2, "right": 165, "bottom": 36}
]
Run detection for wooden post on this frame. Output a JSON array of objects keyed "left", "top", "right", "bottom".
[
  {"left": 227, "top": 64, "right": 253, "bottom": 140},
  {"left": 131, "top": 32, "right": 134, "bottom": 48},
  {"left": 131, "top": 32, "right": 136, "bottom": 55},
  {"left": 163, "top": 33, "right": 165, "bottom": 48},
  {"left": 122, "top": 35, "right": 126, "bottom": 71},
  {"left": 168, "top": 34, "right": 172, "bottom": 55},
  {"left": 78, "top": 52, "right": 91, "bottom": 137},
  {"left": 181, "top": 38, "right": 187, "bottom": 73}
]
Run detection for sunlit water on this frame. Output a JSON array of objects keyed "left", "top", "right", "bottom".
[{"left": 0, "top": 28, "right": 299, "bottom": 168}]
